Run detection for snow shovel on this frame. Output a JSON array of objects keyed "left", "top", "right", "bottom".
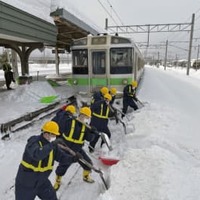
[
  {"left": 136, "top": 98, "right": 145, "bottom": 108},
  {"left": 109, "top": 105, "right": 127, "bottom": 135},
  {"left": 75, "top": 117, "right": 113, "bottom": 151},
  {"left": 111, "top": 105, "right": 131, "bottom": 121},
  {"left": 100, "top": 132, "right": 113, "bottom": 151},
  {"left": 99, "top": 156, "right": 119, "bottom": 166},
  {"left": 40, "top": 95, "right": 58, "bottom": 103},
  {"left": 57, "top": 143, "right": 109, "bottom": 190}
]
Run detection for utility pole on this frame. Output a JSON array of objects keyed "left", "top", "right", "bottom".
[
  {"left": 164, "top": 40, "right": 168, "bottom": 70},
  {"left": 187, "top": 13, "right": 195, "bottom": 75},
  {"left": 196, "top": 44, "right": 200, "bottom": 70},
  {"left": 147, "top": 25, "right": 150, "bottom": 47},
  {"left": 175, "top": 54, "right": 178, "bottom": 68},
  {"left": 158, "top": 51, "right": 160, "bottom": 61},
  {"left": 105, "top": 18, "right": 108, "bottom": 31}
]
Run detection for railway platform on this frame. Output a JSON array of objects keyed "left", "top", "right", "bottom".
[{"left": 0, "top": 80, "right": 75, "bottom": 138}]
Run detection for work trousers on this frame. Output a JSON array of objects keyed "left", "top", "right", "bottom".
[
  {"left": 15, "top": 177, "right": 57, "bottom": 200},
  {"left": 122, "top": 97, "right": 138, "bottom": 114},
  {"left": 56, "top": 148, "right": 92, "bottom": 176}
]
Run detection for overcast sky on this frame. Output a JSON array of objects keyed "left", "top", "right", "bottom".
[
  {"left": 59, "top": 0, "right": 200, "bottom": 59},
  {"left": 2, "top": 0, "right": 200, "bottom": 59},
  {"left": 61, "top": 0, "right": 200, "bottom": 26}
]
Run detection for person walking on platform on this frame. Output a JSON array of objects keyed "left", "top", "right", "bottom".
[
  {"left": 53, "top": 107, "right": 98, "bottom": 191},
  {"left": 122, "top": 81, "right": 139, "bottom": 118},
  {"left": 2, "top": 60, "right": 15, "bottom": 90},
  {"left": 89, "top": 93, "right": 114, "bottom": 153},
  {"left": 15, "top": 121, "right": 75, "bottom": 200},
  {"left": 91, "top": 86, "right": 109, "bottom": 104}
]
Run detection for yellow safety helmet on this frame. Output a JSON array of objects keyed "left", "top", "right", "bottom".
[
  {"left": 42, "top": 121, "right": 60, "bottom": 136},
  {"left": 80, "top": 107, "right": 91, "bottom": 118},
  {"left": 110, "top": 87, "right": 117, "bottom": 95},
  {"left": 131, "top": 81, "right": 138, "bottom": 87},
  {"left": 65, "top": 105, "right": 76, "bottom": 114},
  {"left": 104, "top": 93, "right": 112, "bottom": 101},
  {"left": 100, "top": 87, "right": 109, "bottom": 95}
]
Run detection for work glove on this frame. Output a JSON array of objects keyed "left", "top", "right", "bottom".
[
  {"left": 98, "top": 132, "right": 103, "bottom": 137},
  {"left": 90, "top": 126, "right": 99, "bottom": 135},
  {"left": 73, "top": 152, "right": 83, "bottom": 162},
  {"left": 51, "top": 141, "right": 58, "bottom": 149},
  {"left": 105, "top": 100, "right": 110, "bottom": 105},
  {"left": 52, "top": 138, "right": 66, "bottom": 147}
]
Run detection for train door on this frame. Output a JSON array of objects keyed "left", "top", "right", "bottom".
[{"left": 90, "top": 50, "right": 108, "bottom": 92}]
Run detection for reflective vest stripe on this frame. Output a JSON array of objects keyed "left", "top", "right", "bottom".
[
  {"left": 93, "top": 104, "right": 109, "bottom": 119},
  {"left": 21, "top": 141, "right": 53, "bottom": 172},
  {"left": 128, "top": 85, "right": 133, "bottom": 97},
  {"left": 62, "top": 120, "right": 85, "bottom": 144}
]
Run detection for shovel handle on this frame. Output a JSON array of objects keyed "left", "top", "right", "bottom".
[{"left": 58, "top": 143, "right": 108, "bottom": 190}]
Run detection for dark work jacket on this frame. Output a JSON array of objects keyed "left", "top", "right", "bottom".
[
  {"left": 2, "top": 63, "right": 12, "bottom": 72},
  {"left": 91, "top": 91, "right": 103, "bottom": 104},
  {"left": 52, "top": 109, "right": 72, "bottom": 135},
  {"left": 61, "top": 118, "right": 96, "bottom": 151},
  {"left": 110, "top": 95, "right": 116, "bottom": 105},
  {"left": 123, "top": 84, "right": 137, "bottom": 101},
  {"left": 90, "top": 100, "right": 114, "bottom": 130},
  {"left": 15, "top": 134, "right": 73, "bottom": 188}
]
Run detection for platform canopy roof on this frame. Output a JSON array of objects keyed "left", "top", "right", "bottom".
[
  {"left": 50, "top": 8, "right": 100, "bottom": 51},
  {"left": 0, "top": 1, "right": 57, "bottom": 47}
]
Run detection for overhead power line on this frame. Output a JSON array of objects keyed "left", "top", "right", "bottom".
[
  {"left": 97, "top": 0, "right": 119, "bottom": 26},
  {"left": 106, "top": 0, "right": 124, "bottom": 25}
]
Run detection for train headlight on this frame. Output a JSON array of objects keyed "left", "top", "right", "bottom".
[
  {"left": 73, "top": 79, "right": 78, "bottom": 85},
  {"left": 122, "top": 79, "right": 128, "bottom": 85}
]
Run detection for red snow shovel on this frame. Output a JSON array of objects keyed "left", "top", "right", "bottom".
[{"left": 99, "top": 156, "right": 119, "bottom": 166}]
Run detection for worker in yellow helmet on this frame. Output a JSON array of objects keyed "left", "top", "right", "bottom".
[
  {"left": 15, "top": 121, "right": 76, "bottom": 200},
  {"left": 91, "top": 86, "right": 109, "bottom": 104},
  {"left": 122, "top": 80, "right": 139, "bottom": 118},
  {"left": 51, "top": 104, "right": 76, "bottom": 135},
  {"left": 109, "top": 87, "right": 117, "bottom": 105},
  {"left": 53, "top": 106, "right": 98, "bottom": 190},
  {"left": 89, "top": 93, "right": 114, "bottom": 153}
]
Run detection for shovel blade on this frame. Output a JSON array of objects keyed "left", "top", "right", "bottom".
[{"left": 101, "top": 133, "right": 113, "bottom": 151}]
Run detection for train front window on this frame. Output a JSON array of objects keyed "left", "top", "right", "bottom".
[
  {"left": 92, "top": 51, "right": 106, "bottom": 74},
  {"left": 72, "top": 49, "right": 88, "bottom": 74},
  {"left": 110, "top": 48, "right": 132, "bottom": 74}
]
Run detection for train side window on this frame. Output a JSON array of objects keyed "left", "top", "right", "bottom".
[
  {"left": 110, "top": 48, "right": 132, "bottom": 74},
  {"left": 72, "top": 49, "right": 88, "bottom": 74},
  {"left": 92, "top": 51, "right": 106, "bottom": 74}
]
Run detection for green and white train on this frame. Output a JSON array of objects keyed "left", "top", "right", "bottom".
[{"left": 67, "top": 34, "right": 144, "bottom": 94}]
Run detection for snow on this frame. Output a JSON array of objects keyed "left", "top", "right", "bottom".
[
  {"left": 0, "top": 63, "right": 72, "bottom": 124},
  {"left": 1, "top": 65, "right": 200, "bottom": 200}
]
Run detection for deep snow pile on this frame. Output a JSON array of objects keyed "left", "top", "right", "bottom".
[
  {"left": 1, "top": 66, "right": 200, "bottom": 200},
  {"left": 0, "top": 81, "right": 58, "bottom": 124},
  {"left": 97, "top": 66, "right": 200, "bottom": 200}
]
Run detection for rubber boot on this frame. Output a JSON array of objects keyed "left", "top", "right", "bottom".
[
  {"left": 54, "top": 175, "right": 62, "bottom": 191},
  {"left": 83, "top": 170, "right": 95, "bottom": 183}
]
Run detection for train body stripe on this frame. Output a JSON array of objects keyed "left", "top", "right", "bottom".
[{"left": 68, "top": 77, "right": 133, "bottom": 86}]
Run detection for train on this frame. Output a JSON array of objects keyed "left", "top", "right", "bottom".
[{"left": 67, "top": 34, "right": 145, "bottom": 95}]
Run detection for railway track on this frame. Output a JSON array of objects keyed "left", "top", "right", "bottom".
[{"left": 0, "top": 94, "right": 77, "bottom": 140}]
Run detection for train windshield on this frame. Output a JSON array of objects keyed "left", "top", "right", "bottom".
[
  {"left": 72, "top": 49, "right": 88, "bottom": 74},
  {"left": 110, "top": 48, "right": 132, "bottom": 74},
  {"left": 92, "top": 51, "right": 106, "bottom": 74}
]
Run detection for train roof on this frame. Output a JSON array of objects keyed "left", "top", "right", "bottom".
[{"left": 72, "top": 34, "right": 143, "bottom": 56}]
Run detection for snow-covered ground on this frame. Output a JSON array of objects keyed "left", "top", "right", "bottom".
[{"left": 1, "top": 65, "right": 200, "bottom": 200}]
